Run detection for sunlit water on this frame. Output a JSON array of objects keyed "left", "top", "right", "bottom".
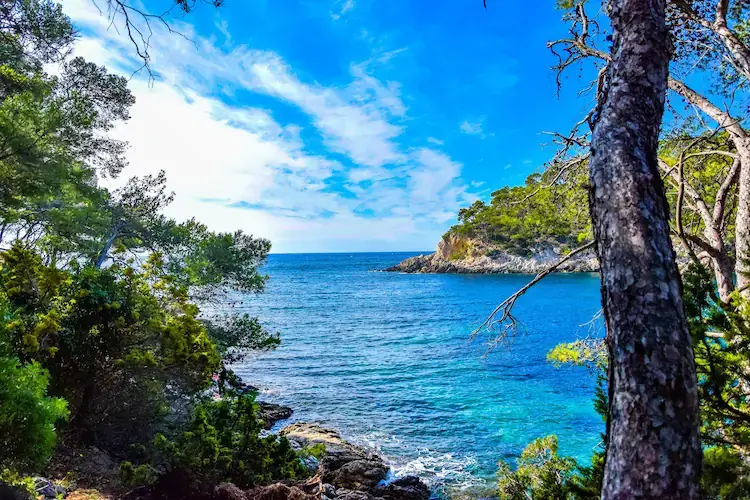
[{"left": 233, "top": 252, "right": 604, "bottom": 497}]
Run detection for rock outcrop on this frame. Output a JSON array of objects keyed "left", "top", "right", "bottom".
[
  {"left": 386, "top": 234, "right": 598, "bottom": 274},
  {"left": 257, "top": 402, "right": 293, "bottom": 430},
  {"left": 374, "top": 477, "right": 431, "bottom": 500},
  {"left": 280, "top": 423, "right": 430, "bottom": 500}
]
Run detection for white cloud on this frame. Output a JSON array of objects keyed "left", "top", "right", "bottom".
[
  {"left": 331, "top": 0, "right": 355, "bottom": 20},
  {"left": 460, "top": 119, "right": 484, "bottom": 135},
  {"left": 61, "top": 0, "right": 473, "bottom": 252}
]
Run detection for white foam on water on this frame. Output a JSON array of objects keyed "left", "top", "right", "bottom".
[{"left": 350, "top": 430, "right": 491, "bottom": 496}]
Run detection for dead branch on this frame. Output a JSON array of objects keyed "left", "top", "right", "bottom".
[
  {"left": 471, "top": 240, "right": 596, "bottom": 349},
  {"left": 510, "top": 153, "right": 590, "bottom": 207},
  {"left": 93, "top": 0, "right": 222, "bottom": 80}
]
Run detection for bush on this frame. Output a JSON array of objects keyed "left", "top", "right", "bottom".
[
  {"left": 0, "top": 245, "right": 221, "bottom": 449},
  {"left": 150, "top": 393, "right": 307, "bottom": 489},
  {"left": 0, "top": 356, "right": 68, "bottom": 474},
  {"left": 497, "top": 436, "right": 575, "bottom": 500}
]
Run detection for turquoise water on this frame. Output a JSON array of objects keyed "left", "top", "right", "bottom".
[{"left": 233, "top": 252, "right": 604, "bottom": 496}]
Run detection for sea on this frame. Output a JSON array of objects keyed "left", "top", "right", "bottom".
[{"left": 232, "top": 252, "right": 604, "bottom": 497}]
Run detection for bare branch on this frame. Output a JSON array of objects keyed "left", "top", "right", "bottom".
[
  {"left": 714, "top": 157, "right": 741, "bottom": 224},
  {"left": 510, "top": 154, "right": 589, "bottom": 207},
  {"left": 471, "top": 241, "right": 596, "bottom": 349}
]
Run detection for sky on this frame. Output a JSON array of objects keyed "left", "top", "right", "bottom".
[{"left": 60, "top": 0, "right": 595, "bottom": 253}]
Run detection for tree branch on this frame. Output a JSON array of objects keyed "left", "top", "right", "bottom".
[{"left": 471, "top": 240, "right": 596, "bottom": 349}]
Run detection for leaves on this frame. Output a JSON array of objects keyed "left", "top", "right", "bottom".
[{"left": 0, "top": 355, "right": 68, "bottom": 473}]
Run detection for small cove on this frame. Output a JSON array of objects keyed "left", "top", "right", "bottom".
[{"left": 234, "top": 252, "right": 604, "bottom": 496}]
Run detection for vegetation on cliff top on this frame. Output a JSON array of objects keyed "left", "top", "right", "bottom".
[{"left": 447, "top": 166, "right": 592, "bottom": 256}]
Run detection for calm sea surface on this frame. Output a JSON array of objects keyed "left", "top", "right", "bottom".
[{"left": 233, "top": 252, "right": 604, "bottom": 496}]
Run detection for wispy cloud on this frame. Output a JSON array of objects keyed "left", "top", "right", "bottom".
[
  {"left": 60, "top": 0, "right": 475, "bottom": 252},
  {"left": 331, "top": 0, "right": 355, "bottom": 20},
  {"left": 460, "top": 117, "right": 486, "bottom": 136}
]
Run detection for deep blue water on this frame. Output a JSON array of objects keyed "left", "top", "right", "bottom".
[{"left": 233, "top": 252, "right": 604, "bottom": 496}]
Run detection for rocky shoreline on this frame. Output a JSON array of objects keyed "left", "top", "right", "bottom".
[
  {"left": 253, "top": 404, "right": 432, "bottom": 500},
  {"left": 25, "top": 399, "right": 431, "bottom": 500},
  {"left": 385, "top": 235, "right": 598, "bottom": 274}
]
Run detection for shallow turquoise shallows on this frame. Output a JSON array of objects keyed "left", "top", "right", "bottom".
[{"left": 233, "top": 252, "right": 604, "bottom": 497}]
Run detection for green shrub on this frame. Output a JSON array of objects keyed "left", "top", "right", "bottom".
[
  {"left": 701, "top": 446, "right": 750, "bottom": 499},
  {"left": 120, "top": 461, "right": 158, "bottom": 487},
  {"left": 299, "top": 443, "right": 326, "bottom": 460},
  {"left": 0, "top": 356, "right": 68, "bottom": 474},
  {"left": 497, "top": 436, "right": 575, "bottom": 500},
  {"left": 152, "top": 393, "right": 307, "bottom": 489},
  {"left": 0, "top": 245, "right": 221, "bottom": 449}
]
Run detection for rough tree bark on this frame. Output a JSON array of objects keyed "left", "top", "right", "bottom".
[
  {"left": 589, "top": 0, "right": 701, "bottom": 498},
  {"left": 735, "top": 138, "right": 750, "bottom": 296}
]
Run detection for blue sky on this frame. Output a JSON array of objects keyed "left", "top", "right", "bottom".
[{"left": 62, "top": 0, "right": 594, "bottom": 253}]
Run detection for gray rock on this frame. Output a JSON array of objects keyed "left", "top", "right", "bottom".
[
  {"left": 281, "top": 423, "right": 380, "bottom": 473},
  {"left": 257, "top": 402, "right": 293, "bottom": 430},
  {"left": 245, "top": 483, "right": 316, "bottom": 500},
  {"left": 333, "top": 489, "right": 381, "bottom": 500},
  {"left": 280, "top": 423, "right": 429, "bottom": 499},
  {"left": 214, "top": 482, "right": 247, "bottom": 500},
  {"left": 33, "top": 477, "right": 66, "bottom": 499},
  {"left": 323, "top": 483, "right": 337, "bottom": 497},
  {"left": 326, "top": 459, "right": 388, "bottom": 491},
  {"left": 375, "top": 476, "right": 430, "bottom": 500}
]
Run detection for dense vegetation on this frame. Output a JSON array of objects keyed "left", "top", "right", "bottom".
[
  {"left": 0, "top": 1, "right": 305, "bottom": 497},
  {"left": 449, "top": 166, "right": 591, "bottom": 255}
]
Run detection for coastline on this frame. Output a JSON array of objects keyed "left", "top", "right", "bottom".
[
  {"left": 384, "top": 246, "right": 598, "bottom": 275},
  {"left": 256, "top": 398, "right": 434, "bottom": 500}
]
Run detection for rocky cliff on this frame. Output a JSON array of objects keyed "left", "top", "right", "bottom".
[{"left": 386, "top": 234, "right": 599, "bottom": 274}]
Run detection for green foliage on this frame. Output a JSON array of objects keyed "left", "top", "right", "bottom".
[
  {"left": 682, "top": 264, "right": 750, "bottom": 451},
  {"left": 497, "top": 436, "right": 576, "bottom": 500},
  {"left": 0, "top": 0, "right": 290, "bottom": 493},
  {"left": 0, "top": 355, "right": 68, "bottom": 474},
  {"left": 204, "top": 313, "right": 279, "bottom": 365},
  {"left": 152, "top": 394, "right": 307, "bottom": 489},
  {"left": 119, "top": 461, "right": 157, "bottom": 488},
  {"left": 450, "top": 166, "right": 591, "bottom": 255},
  {"left": 702, "top": 447, "right": 750, "bottom": 499},
  {"left": 0, "top": 244, "right": 222, "bottom": 447},
  {"left": 299, "top": 443, "right": 327, "bottom": 460},
  {"left": 0, "top": 469, "right": 36, "bottom": 497},
  {"left": 547, "top": 339, "right": 605, "bottom": 372}
]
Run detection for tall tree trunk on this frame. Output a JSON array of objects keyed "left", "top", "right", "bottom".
[
  {"left": 589, "top": 0, "right": 701, "bottom": 498},
  {"left": 736, "top": 140, "right": 750, "bottom": 298}
]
